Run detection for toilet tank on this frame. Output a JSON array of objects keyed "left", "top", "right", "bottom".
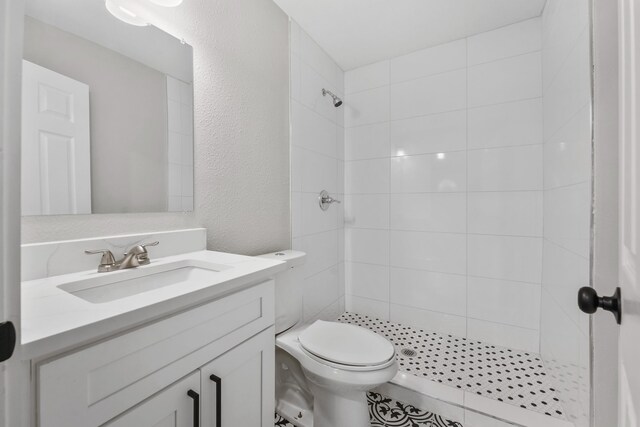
[{"left": 258, "top": 250, "right": 306, "bottom": 334}]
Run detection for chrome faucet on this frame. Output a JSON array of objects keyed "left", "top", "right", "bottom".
[{"left": 85, "top": 241, "right": 159, "bottom": 273}]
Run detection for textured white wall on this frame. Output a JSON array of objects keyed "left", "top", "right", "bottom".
[{"left": 21, "top": 0, "right": 291, "bottom": 256}]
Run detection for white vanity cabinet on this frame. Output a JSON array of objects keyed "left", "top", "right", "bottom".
[
  {"left": 105, "top": 328, "right": 274, "bottom": 427},
  {"left": 200, "top": 328, "right": 274, "bottom": 427},
  {"left": 105, "top": 372, "right": 201, "bottom": 427},
  {"left": 36, "top": 280, "right": 276, "bottom": 427}
]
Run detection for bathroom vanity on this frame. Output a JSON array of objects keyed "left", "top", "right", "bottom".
[{"left": 21, "top": 229, "right": 285, "bottom": 427}]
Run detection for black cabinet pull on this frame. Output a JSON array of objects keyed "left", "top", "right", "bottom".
[
  {"left": 578, "top": 286, "right": 622, "bottom": 324},
  {"left": 210, "top": 374, "right": 222, "bottom": 427},
  {"left": 187, "top": 389, "right": 200, "bottom": 427}
]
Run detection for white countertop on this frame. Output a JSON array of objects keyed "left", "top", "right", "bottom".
[{"left": 21, "top": 250, "right": 286, "bottom": 360}]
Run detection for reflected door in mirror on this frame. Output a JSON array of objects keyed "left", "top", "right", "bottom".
[{"left": 21, "top": 60, "right": 91, "bottom": 216}]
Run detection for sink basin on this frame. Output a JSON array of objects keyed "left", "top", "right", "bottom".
[{"left": 58, "top": 259, "right": 232, "bottom": 304}]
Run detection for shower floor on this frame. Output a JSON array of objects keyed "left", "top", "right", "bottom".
[{"left": 337, "top": 312, "right": 567, "bottom": 422}]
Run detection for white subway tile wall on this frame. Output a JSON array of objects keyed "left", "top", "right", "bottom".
[
  {"left": 290, "top": 21, "right": 346, "bottom": 322},
  {"left": 344, "top": 18, "right": 544, "bottom": 352},
  {"left": 166, "top": 76, "right": 194, "bottom": 212},
  {"left": 541, "top": 0, "right": 592, "bottom": 426}
]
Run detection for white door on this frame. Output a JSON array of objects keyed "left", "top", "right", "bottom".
[
  {"left": 105, "top": 372, "right": 200, "bottom": 427},
  {"left": 21, "top": 60, "right": 91, "bottom": 215},
  {"left": 200, "top": 329, "right": 275, "bottom": 427},
  {"left": 1, "top": 1, "right": 26, "bottom": 427},
  {"left": 619, "top": 0, "right": 640, "bottom": 425}
]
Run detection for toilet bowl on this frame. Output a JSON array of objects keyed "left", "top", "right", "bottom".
[
  {"left": 259, "top": 250, "right": 398, "bottom": 427},
  {"left": 276, "top": 320, "right": 398, "bottom": 427}
]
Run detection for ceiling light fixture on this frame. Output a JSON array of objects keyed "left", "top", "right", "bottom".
[
  {"left": 105, "top": 0, "right": 149, "bottom": 26},
  {"left": 106, "top": 0, "right": 184, "bottom": 26},
  {"left": 148, "top": 0, "right": 184, "bottom": 6}
]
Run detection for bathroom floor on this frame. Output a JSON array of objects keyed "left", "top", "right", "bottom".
[
  {"left": 274, "top": 391, "right": 463, "bottom": 427},
  {"left": 338, "top": 312, "right": 566, "bottom": 420}
]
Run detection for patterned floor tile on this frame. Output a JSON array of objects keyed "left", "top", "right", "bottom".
[
  {"left": 368, "top": 392, "right": 463, "bottom": 426},
  {"left": 337, "top": 312, "right": 567, "bottom": 420},
  {"left": 274, "top": 413, "right": 293, "bottom": 426},
  {"left": 274, "top": 392, "right": 463, "bottom": 427}
]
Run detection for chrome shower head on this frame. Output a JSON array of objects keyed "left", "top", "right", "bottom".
[{"left": 322, "top": 88, "right": 343, "bottom": 108}]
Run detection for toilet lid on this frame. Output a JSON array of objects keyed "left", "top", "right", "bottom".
[{"left": 298, "top": 320, "right": 395, "bottom": 367}]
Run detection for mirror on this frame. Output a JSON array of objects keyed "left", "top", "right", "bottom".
[{"left": 22, "top": 0, "right": 194, "bottom": 216}]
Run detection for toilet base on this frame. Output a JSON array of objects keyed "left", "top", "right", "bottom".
[
  {"left": 276, "top": 348, "right": 314, "bottom": 427},
  {"left": 307, "top": 382, "right": 370, "bottom": 427}
]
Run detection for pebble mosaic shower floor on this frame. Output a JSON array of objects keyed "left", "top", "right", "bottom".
[
  {"left": 275, "top": 391, "right": 463, "bottom": 427},
  {"left": 337, "top": 312, "right": 567, "bottom": 420}
]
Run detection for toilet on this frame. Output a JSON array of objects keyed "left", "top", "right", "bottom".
[{"left": 259, "top": 251, "right": 398, "bottom": 427}]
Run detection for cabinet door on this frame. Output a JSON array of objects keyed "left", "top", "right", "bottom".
[
  {"left": 105, "top": 372, "right": 200, "bottom": 427},
  {"left": 200, "top": 327, "right": 275, "bottom": 427}
]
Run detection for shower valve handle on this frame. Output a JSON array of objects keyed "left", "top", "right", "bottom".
[{"left": 318, "top": 190, "right": 341, "bottom": 211}]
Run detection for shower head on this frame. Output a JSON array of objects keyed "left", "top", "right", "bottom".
[{"left": 322, "top": 88, "right": 343, "bottom": 108}]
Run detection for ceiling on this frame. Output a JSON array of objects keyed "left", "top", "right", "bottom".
[{"left": 272, "top": 0, "right": 547, "bottom": 71}]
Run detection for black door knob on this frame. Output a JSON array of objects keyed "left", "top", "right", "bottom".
[
  {"left": 0, "top": 321, "right": 15, "bottom": 362},
  {"left": 578, "top": 287, "right": 621, "bottom": 324}
]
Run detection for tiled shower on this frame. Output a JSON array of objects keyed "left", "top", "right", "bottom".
[
  {"left": 290, "top": 0, "right": 591, "bottom": 424},
  {"left": 344, "top": 18, "right": 544, "bottom": 351}
]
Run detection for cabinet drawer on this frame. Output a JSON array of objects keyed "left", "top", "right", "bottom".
[{"left": 38, "top": 280, "right": 274, "bottom": 427}]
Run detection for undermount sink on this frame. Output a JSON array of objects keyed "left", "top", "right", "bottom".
[{"left": 57, "top": 259, "right": 232, "bottom": 304}]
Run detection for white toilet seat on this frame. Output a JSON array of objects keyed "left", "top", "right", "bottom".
[
  {"left": 277, "top": 321, "right": 397, "bottom": 377},
  {"left": 299, "top": 345, "right": 396, "bottom": 371},
  {"left": 298, "top": 320, "right": 396, "bottom": 371}
]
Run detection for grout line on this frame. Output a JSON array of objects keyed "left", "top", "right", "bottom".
[
  {"left": 540, "top": 285, "right": 590, "bottom": 337},
  {"left": 543, "top": 235, "right": 590, "bottom": 260},
  {"left": 344, "top": 142, "right": 545, "bottom": 163},
  {"left": 345, "top": 260, "right": 543, "bottom": 287},
  {"left": 345, "top": 226, "right": 544, "bottom": 240},
  {"left": 294, "top": 51, "right": 345, "bottom": 99},
  {"left": 467, "top": 49, "right": 543, "bottom": 70},
  {"left": 543, "top": 179, "right": 591, "bottom": 192},
  {"left": 345, "top": 96, "right": 544, "bottom": 130},
  {"left": 349, "top": 65, "right": 468, "bottom": 95},
  {"left": 341, "top": 15, "right": 541, "bottom": 72},
  {"left": 345, "top": 46, "right": 543, "bottom": 98},
  {"left": 465, "top": 41, "right": 470, "bottom": 341},
  {"left": 543, "top": 100, "right": 591, "bottom": 143},
  {"left": 541, "top": 24, "right": 591, "bottom": 92},
  {"left": 344, "top": 189, "right": 544, "bottom": 195},
  {"left": 387, "top": 58, "right": 392, "bottom": 321}
]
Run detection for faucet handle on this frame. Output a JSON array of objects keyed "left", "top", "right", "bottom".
[
  {"left": 142, "top": 241, "right": 159, "bottom": 249},
  {"left": 138, "top": 241, "right": 159, "bottom": 263},
  {"left": 84, "top": 249, "right": 117, "bottom": 272},
  {"left": 125, "top": 241, "right": 159, "bottom": 255},
  {"left": 124, "top": 241, "right": 159, "bottom": 265}
]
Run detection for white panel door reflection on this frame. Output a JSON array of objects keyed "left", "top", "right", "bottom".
[{"left": 21, "top": 60, "right": 91, "bottom": 215}]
